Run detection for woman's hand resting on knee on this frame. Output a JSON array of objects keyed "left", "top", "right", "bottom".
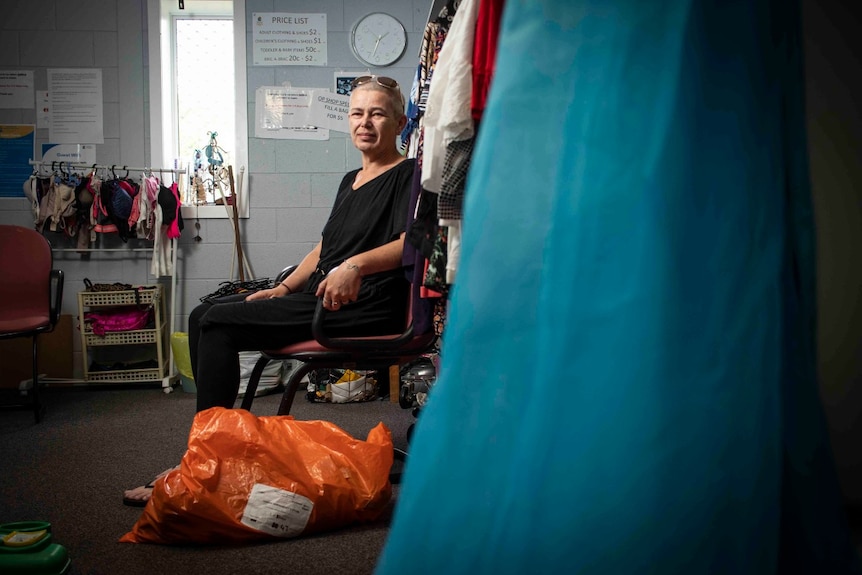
[{"left": 316, "top": 265, "right": 361, "bottom": 311}]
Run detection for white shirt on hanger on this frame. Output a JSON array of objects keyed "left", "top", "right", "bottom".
[{"left": 421, "top": 0, "right": 480, "bottom": 194}]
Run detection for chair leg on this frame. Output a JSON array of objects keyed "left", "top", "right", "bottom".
[
  {"left": 277, "top": 363, "right": 315, "bottom": 416},
  {"left": 31, "top": 336, "right": 43, "bottom": 423}
]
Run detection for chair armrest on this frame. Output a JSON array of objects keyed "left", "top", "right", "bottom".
[
  {"left": 275, "top": 265, "right": 298, "bottom": 284},
  {"left": 311, "top": 298, "right": 415, "bottom": 350},
  {"left": 50, "top": 269, "right": 64, "bottom": 326}
]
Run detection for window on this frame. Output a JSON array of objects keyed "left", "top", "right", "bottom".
[{"left": 147, "top": 0, "right": 248, "bottom": 218}]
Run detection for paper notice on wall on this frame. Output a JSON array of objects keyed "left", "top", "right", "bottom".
[
  {"left": 47, "top": 68, "right": 104, "bottom": 144},
  {"left": 308, "top": 91, "right": 349, "bottom": 133},
  {"left": 254, "top": 86, "right": 328, "bottom": 140},
  {"left": 0, "top": 71, "right": 34, "bottom": 109},
  {"left": 41, "top": 143, "right": 96, "bottom": 164},
  {"left": 252, "top": 13, "right": 327, "bottom": 67},
  {"left": 36, "top": 90, "right": 50, "bottom": 129}
]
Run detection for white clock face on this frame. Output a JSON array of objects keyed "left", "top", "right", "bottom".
[{"left": 351, "top": 13, "right": 407, "bottom": 67}]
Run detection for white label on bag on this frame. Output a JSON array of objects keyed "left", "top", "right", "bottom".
[{"left": 241, "top": 483, "right": 313, "bottom": 538}]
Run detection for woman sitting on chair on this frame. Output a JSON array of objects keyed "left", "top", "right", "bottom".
[{"left": 123, "top": 75, "right": 414, "bottom": 507}]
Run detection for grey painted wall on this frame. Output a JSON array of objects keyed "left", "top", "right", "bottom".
[{"left": 0, "top": 0, "right": 860, "bottom": 504}]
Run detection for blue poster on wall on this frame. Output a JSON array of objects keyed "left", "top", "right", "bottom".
[{"left": 0, "top": 124, "right": 35, "bottom": 198}]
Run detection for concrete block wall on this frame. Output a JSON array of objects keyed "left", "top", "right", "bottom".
[{"left": 0, "top": 0, "right": 433, "bottom": 379}]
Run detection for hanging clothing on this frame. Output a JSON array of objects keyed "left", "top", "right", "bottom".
[
  {"left": 150, "top": 178, "right": 171, "bottom": 277},
  {"left": 471, "top": 0, "right": 505, "bottom": 121},
  {"left": 22, "top": 176, "right": 41, "bottom": 222},
  {"left": 404, "top": 10, "right": 462, "bottom": 298},
  {"left": 435, "top": 136, "right": 474, "bottom": 284},
  {"left": 160, "top": 182, "right": 184, "bottom": 240},
  {"left": 438, "top": 135, "right": 474, "bottom": 222},
  {"left": 421, "top": 0, "right": 480, "bottom": 194},
  {"left": 138, "top": 175, "right": 160, "bottom": 240},
  {"left": 377, "top": 1, "right": 861, "bottom": 574},
  {"left": 419, "top": 0, "right": 477, "bottom": 288},
  {"left": 19, "top": 165, "right": 180, "bottom": 276}
]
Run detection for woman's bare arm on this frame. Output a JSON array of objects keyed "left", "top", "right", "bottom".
[
  {"left": 245, "top": 241, "right": 322, "bottom": 301},
  {"left": 316, "top": 233, "right": 405, "bottom": 309}
]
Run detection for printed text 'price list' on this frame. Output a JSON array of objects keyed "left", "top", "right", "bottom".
[{"left": 253, "top": 13, "right": 327, "bottom": 66}]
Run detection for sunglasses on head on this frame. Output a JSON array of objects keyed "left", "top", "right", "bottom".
[{"left": 350, "top": 75, "right": 400, "bottom": 90}]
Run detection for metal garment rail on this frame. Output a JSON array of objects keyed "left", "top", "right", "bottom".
[
  {"left": 28, "top": 160, "right": 187, "bottom": 176},
  {"left": 30, "top": 159, "right": 185, "bottom": 391}
]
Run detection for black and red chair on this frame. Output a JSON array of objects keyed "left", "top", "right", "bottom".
[
  {"left": 240, "top": 265, "right": 439, "bottom": 417},
  {"left": 0, "top": 225, "right": 64, "bottom": 422}
]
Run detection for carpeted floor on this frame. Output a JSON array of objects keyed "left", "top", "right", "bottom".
[{"left": 0, "top": 383, "right": 415, "bottom": 575}]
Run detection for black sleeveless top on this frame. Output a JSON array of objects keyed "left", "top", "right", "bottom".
[{"left": 317, "top": 158, "right": 415, "bottom": 281}]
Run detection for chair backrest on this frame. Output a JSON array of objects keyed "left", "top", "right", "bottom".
[
  {"left": 408, "top": 272, "right": 437, "bottom": 338},
  {"left": 0, "top": 225, "right": 53, "bottom": 319}
]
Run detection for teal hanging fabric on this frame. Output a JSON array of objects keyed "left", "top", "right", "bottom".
[{"left": 377, "top": 1, "right": 860, "bottom": 574}]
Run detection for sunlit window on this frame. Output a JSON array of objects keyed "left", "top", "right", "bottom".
[
  {"left": 148, "top": 0, "right": 248, "bottom": 218},
  {"left": 175, "top": 17, "right": 235, "bottom": 204}
]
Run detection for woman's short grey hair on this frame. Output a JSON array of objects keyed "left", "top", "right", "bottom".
[{"left": 352, "top": 82, "right": 405, "bottom": 118}]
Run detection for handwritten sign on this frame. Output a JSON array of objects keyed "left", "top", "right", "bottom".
[
  {"left": 309, "top": 91, "right": 350, "bottom": 133},
  {"left": 252, "top": 13, "right": 327, "bottom": 66}
]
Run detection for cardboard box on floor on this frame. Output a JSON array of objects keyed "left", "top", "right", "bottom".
[{"left": 0, "top": 314, "right": 74, "bottom": 388}]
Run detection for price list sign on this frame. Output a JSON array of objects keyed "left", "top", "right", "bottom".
[{"left": 253, "top": 13, "right": 327, "bottom": 66}]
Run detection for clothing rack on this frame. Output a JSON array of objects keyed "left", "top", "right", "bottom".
[
  {"left": 427, "top": 0, "right": 453, "bottom": 28},
  {"left": 28, "top": 158, "right": 184, "bottom": 392},
  {"left": 28, "top": 160, "right": 187, "bottom": 176}
]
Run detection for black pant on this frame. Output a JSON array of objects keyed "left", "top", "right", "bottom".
[{"left": 189, "top": 277, "right": 408, "bottom": 412}]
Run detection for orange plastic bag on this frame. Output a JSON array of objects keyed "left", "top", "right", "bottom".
[{"left": 120, "top": 407, "right": 394, "bottom": 544}]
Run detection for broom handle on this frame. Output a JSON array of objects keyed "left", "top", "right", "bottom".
[{"left": 228, "top": 165, "right": 246, "bottom": 282}]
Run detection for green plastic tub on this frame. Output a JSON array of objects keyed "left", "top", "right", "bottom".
[{"left": 0, "top": 522, "right": 70, "bottom": 575}]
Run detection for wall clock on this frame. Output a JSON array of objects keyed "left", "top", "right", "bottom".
[{"left": 350, "top": 13, "right": 407, "bottom": 67}]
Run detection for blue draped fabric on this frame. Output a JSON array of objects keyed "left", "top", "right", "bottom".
[{"left": 376, "top": 0, "right": 860, "bottom": 573}]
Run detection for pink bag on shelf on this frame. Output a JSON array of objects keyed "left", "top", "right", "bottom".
[{"left": 84, "top": 306, "right": 153, "bottom": 336}]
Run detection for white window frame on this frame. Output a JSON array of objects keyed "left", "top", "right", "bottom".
[{"left": 147, "top": 0, "right": 248, "bottom": 219}]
